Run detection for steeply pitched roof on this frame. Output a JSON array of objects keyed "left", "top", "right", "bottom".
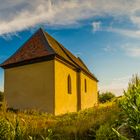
[{"left": 0, "top": 28, "right": 98, "bottom": 81}]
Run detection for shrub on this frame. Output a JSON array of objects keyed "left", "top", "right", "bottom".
[
  {"left": 0, "top": 91, "right": 4, "bottom": 102},
  {"left": 96, "top": 123, "right": 118, "bottom": 140},
  {"left": 99, "top": 92, "right": 115, "bottom": 103}
]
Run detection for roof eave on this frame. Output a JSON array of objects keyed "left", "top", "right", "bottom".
[{"left": 0, "top": 54, "right": 55, "bottom": 69}]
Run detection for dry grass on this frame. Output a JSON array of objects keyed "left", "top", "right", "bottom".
[{"left": 0, "top": 101, "right": 121, "bottom": 140}]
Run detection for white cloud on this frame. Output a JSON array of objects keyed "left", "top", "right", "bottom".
[
  {"left": 121, "top": 44, "right": 140, "bottom": 57},
  {"left": 92, "top": 22, "right": 101, "bottom": 32},
  {"left": 1, "top": 0, "right": 140, "bottom": 35},
  {"left": 106, "top": 27, "right": 140, "bottom": 38},
  {"left": 103, "top": 42, "right": 140, "bottom": 58},
  {"left": 91, "top": 24, "right": 140, "bottom": 38},
  {"left": 99, "top": 76, "right": 131, "bottom": 96},
  {"left": 103, "top": 45, "right": 116, "bottom": 53}
]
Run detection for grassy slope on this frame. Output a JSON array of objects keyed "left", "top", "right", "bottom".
[{"left": 0, "top": 102, "right": 121, "bottom": 140}]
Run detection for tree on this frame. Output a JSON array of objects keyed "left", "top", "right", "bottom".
[{"left": 99, "top": 92, "right": 115, "bottom": 103}]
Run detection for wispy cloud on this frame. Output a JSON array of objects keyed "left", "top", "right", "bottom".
[
  {"left": 103, "top": 45, "right": 116, "bottom": 53},
  {"left": 106, "top": 27, "right": 140, "bottom": 38},
  {"left": 103, "top": 42, "right": 140, "bottom": 58},
  {"left": 92, "top": 21, "right": 101, "bottom": 32},
  {"left": 121, "top": 44, "right": 140, "bottom": 57},
  {"left": 1, "top": 0, "right": 140, "bottom": 35},
  {"left": 91, "top": 21, "right": 140, "bottom": 38}
]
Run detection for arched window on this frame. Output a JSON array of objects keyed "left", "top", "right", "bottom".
[
  {"left": 84, "top": 79, "right": 87, "bottom": 93},
  {"left": 68, "top": 75, "right": 72, "bottom": 94}
]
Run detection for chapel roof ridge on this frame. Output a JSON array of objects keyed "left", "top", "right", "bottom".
[{"left": 0, "top": 28, "right": 98, "bottom": 81}]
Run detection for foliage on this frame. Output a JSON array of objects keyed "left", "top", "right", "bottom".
[
  {"left": 99, "top": 91, "right": 115, "bottom": 103},
  {"left": 0, "top": 116, "right": 25, "bottom": 140},
  {"left": 0, "top": 118, "right": 14, "bottom": 140},
  {"left": 0, "top": 91, "right": 4, "bottom": 102},
  {"left": 0, "top": 91, "right": 4, "bottom": 110},
  {"left": 0, "top": 102, "right": 121, "bottom": 140},
  {"left": 114, "top": 74, "right": 140, "bottom": 139},
  {"left": 96, "top": 123, "right": 118, "bottom": 140},
  {"left": 50, "top": 102, "right": 120, "bottom": 140},
  {"left": 112, "top": 128, "right": 129, "bottom": 140}
]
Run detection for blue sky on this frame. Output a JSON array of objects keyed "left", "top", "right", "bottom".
[{"left": 1, "top": 0, "right": 140, "bottom": 95}]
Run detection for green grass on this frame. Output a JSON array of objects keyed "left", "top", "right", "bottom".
[{"left": 0, "top": 102, "right": 122, "bottom": 140}]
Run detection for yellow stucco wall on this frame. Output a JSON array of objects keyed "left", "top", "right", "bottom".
[
  {"left": 80, "top": 72, "right": 98, "bottom": 110},
  {"left": 4, "top": 60, "right": 55, "bottom": 113},
  {"left": 54, "top": 60, "right": 77, "bottom": 115},
  {"left": 4, "top": 58, "right": 98, "bottom": 115}
]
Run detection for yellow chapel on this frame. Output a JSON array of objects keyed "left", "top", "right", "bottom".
[{"left": 0, "top": 28, "right": 98, "bottom": 115}]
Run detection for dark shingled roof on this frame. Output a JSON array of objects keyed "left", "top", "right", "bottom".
[{"left": 0, "top": 28, "right": 98, "bottom": 81}]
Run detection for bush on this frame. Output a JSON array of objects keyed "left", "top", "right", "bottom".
[
  {"left": 96, "top": 123, "right": 118, "bottom": 140},
  {"left": 0, "top": 91, "right": 4, "bottom": 102},
  {"left": 99, "top": 92, "right": 115, "bottom": 103}
]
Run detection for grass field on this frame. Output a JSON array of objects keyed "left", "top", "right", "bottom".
[{"left": 0, "top": 101, "right": 122, "bottom": 140}]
